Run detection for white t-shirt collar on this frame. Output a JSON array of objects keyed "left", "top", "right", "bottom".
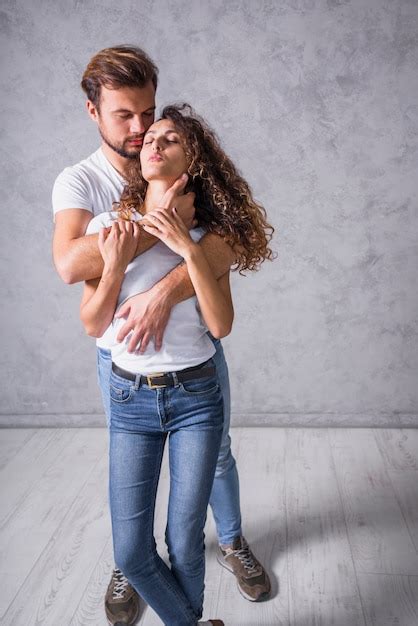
[{"left": 99, "top": 147, "right": 127, "bottom": 184}]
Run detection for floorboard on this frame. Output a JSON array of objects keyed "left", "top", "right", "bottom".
[
  {"left": 1, "top": 427, "right": 418, "bottom": 626},
  {"left": 357, "top": 573, "right": 418, "bottom": 626},
  {"left": 287, "top": 429, "right": 365, "bottom": 626},
  {"left": 330, "top": 429, "right": 418, "bottom": 576}
]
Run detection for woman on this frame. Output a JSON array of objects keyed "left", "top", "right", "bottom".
[{"left": 80, "top": 105, "right": 273, "bottom": 625}]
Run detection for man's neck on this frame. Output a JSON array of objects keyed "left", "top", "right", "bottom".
[{"left": 100, "top": 142, "right": 130, "bottom": 178}]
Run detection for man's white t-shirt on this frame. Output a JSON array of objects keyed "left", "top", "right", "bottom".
[
  {"left": 86, "top": 212, "right": 215, "bottom": 375},
  {"left": 52, "top": 148, "right": 125, "bottom": 219},
  {"left": 52, "top": 148, "right": 127, "bottom": 350}
]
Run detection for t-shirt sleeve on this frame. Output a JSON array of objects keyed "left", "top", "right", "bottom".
[
  {"left": 190, "top": 226, "right": 206, "bottom": 243},
  {"left": 52, "top": 167, "right": 93, "bottom": 217},
  {"left": 85, "top": 212, "right": 114, "bottom": 235}
]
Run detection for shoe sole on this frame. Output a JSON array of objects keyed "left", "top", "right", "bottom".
[
  {"left": 108, "top": 616, "right": 139, "bottom": 626},
  {"left": 216, "top": 552, "right": 271, "bottom": 602}
]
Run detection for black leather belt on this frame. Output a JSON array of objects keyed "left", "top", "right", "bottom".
[{"left": 111, "top": 360, "right": 215, "bottom": 389}]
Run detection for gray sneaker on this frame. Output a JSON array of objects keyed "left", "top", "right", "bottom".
[
  {"left": 217, "top": 536, "right": 271, "bottom": 602},
  {"left": 105, "top": 568, "right": 140, "bottom": 625}
]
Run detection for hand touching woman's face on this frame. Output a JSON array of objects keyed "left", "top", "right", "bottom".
[{"left": 140, "top": 119, "right": 188, "bottom": 183}]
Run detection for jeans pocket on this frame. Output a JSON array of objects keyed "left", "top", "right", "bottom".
[
  {"left": 110, "top": 373, "right": 135, "bottom": 403},
  {"left": 180, "top": 375, "right": 220, "bottom": 396}
]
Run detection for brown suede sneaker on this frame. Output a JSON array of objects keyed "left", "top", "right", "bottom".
[
  {"left": 217, "top": 536, "right": 271, "bottom": 602},
  {"left": 105, "top": 568, "right": 140, "bottom": 625}
]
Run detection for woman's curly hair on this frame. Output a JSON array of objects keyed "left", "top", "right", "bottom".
[{"left": 117, "top": 104, "right": 275, "bottom": 272}]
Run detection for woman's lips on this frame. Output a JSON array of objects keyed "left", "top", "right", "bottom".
[{"left": 148, "top": 154, "right": 163, "bottom": 162}]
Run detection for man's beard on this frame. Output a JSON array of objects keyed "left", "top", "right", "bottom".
[{"left": 99, "top": 128, "right": 142, "bottom": 160}]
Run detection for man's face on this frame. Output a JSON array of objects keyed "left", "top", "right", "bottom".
[{"left": 87, "top": 82, "right": 156, "bottom": 159}]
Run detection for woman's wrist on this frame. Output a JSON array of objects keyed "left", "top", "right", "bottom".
[
  {"left": 102, "top": 263, "right": 126, "bottom": 281},
  {"left": 182, "top": 241, "right": 201, "bottom": 263}
]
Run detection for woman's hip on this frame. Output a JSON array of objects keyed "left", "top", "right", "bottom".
[{"left": 108, "top": 358, "right": 224, "bottom": 433}]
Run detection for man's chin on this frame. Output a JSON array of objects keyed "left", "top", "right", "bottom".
[
  {"left": 100, "top": 131, "right": 142, "bottom": 160},
  {"left": 123, "top": 149, "right": 142, "bottom": 160}
]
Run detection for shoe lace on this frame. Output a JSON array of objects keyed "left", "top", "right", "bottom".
[
  {"left": 112, "top": 568, "right": 130, "bottom": 600},
  {"left": 234, "top": 543, "right": 259, "bottom": 575}
]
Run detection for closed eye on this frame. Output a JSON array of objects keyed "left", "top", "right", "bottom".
[{"left": 143, "top": 138, "right": 179, "bottom": 145}]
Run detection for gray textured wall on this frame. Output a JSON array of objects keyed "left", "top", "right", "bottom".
[{"left": 1, "top": 0, "right": 417, "bottom": 426}]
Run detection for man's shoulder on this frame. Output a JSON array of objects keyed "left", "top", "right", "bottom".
[
  {"left": 54, "top": 148, "right": 105, "bottom": 186},
  {"left": 52, "top": 148, "right": 108, "bottom": 214},
  {"left": 52, "top": 148, "right": 125, "bottom": 217}
]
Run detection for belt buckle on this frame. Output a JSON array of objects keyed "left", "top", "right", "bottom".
[{"left": 147, "top": 373, "right": 166, "bottom": 389}]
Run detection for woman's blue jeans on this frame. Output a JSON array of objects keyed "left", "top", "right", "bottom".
[
  {"left": 97, "top": 337, "right": 242, "bottom": 545},
  {"left": 108, "top": 363, "right": 223, "bottom": 624}
]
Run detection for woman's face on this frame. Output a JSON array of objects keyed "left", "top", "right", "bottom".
[{"left": 140, "top": 119, "right": 188, "bottom": 182}]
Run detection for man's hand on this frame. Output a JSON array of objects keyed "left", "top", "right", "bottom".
[
  {"left": 114, "top": 232, "right": 236, "bottom": 353},
  {"left": 171, "top": 190, "right": 197, "bottom": 230},
  {"left": 114, "top": 286, "right": 175, "bottom": 353}
]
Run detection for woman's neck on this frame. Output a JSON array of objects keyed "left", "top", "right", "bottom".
[{"left": 143, "top": 179, "right": 176, "bottom": 214}]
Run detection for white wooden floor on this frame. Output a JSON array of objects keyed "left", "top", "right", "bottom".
[{"left": 0, "top": 427, "right": 417, "bottom": 626}]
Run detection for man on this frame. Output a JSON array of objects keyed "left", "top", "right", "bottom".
[{"left": 52, "top": 45, "right": 271, "bottom": 626}]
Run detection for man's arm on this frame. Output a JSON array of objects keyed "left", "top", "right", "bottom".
[
  {"left": 153, "top": 232, "right": 236, "bottom": 303},
  {"left": 52, "top": 177, "right": 195, "bottom": 284},
  {"left": 52, "top": 208, "right": 157, "bottom": 284},
  {"left": 115, "top": 232, "right": 236, "bottom": 353}
]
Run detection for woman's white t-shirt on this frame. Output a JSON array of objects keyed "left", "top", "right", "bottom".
[{"left": 86, "top": 212, "right": 215, "bottom": 375}]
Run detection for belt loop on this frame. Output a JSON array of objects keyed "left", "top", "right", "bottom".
[
  {"left": 172, "top": 371, "right": 179, "bottom": 387},
  {"left": 134, "top": 373, "right": 141, "bottom": 390}
]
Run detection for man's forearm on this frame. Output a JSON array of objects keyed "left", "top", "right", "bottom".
[
  {"left": 152, "top": 232, "right": 236, "bottom": 306},
  {"left": 55, "top": 229, "right": 159, "bottom": 284},
  {"left": 54, "top": 233, "right": 104, "bottom": 283}
]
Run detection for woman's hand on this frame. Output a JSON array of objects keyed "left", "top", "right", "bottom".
[
  {"left": 142, "top": 208, "right": 198, "bottom": 259},
  {"left": 98, "top": 219, "right": 141, "bottom": 274}
]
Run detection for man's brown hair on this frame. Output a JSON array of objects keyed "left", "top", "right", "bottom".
[{"left": 81, "top": 45, "right": 158, "bottom": 110}]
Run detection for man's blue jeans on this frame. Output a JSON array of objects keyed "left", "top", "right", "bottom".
[
  {"left": 97, "top": 337, "right": 242, "bottom": 545},
  {"left": 108, "top": 363, "right": 223, "bottom": 623}
]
